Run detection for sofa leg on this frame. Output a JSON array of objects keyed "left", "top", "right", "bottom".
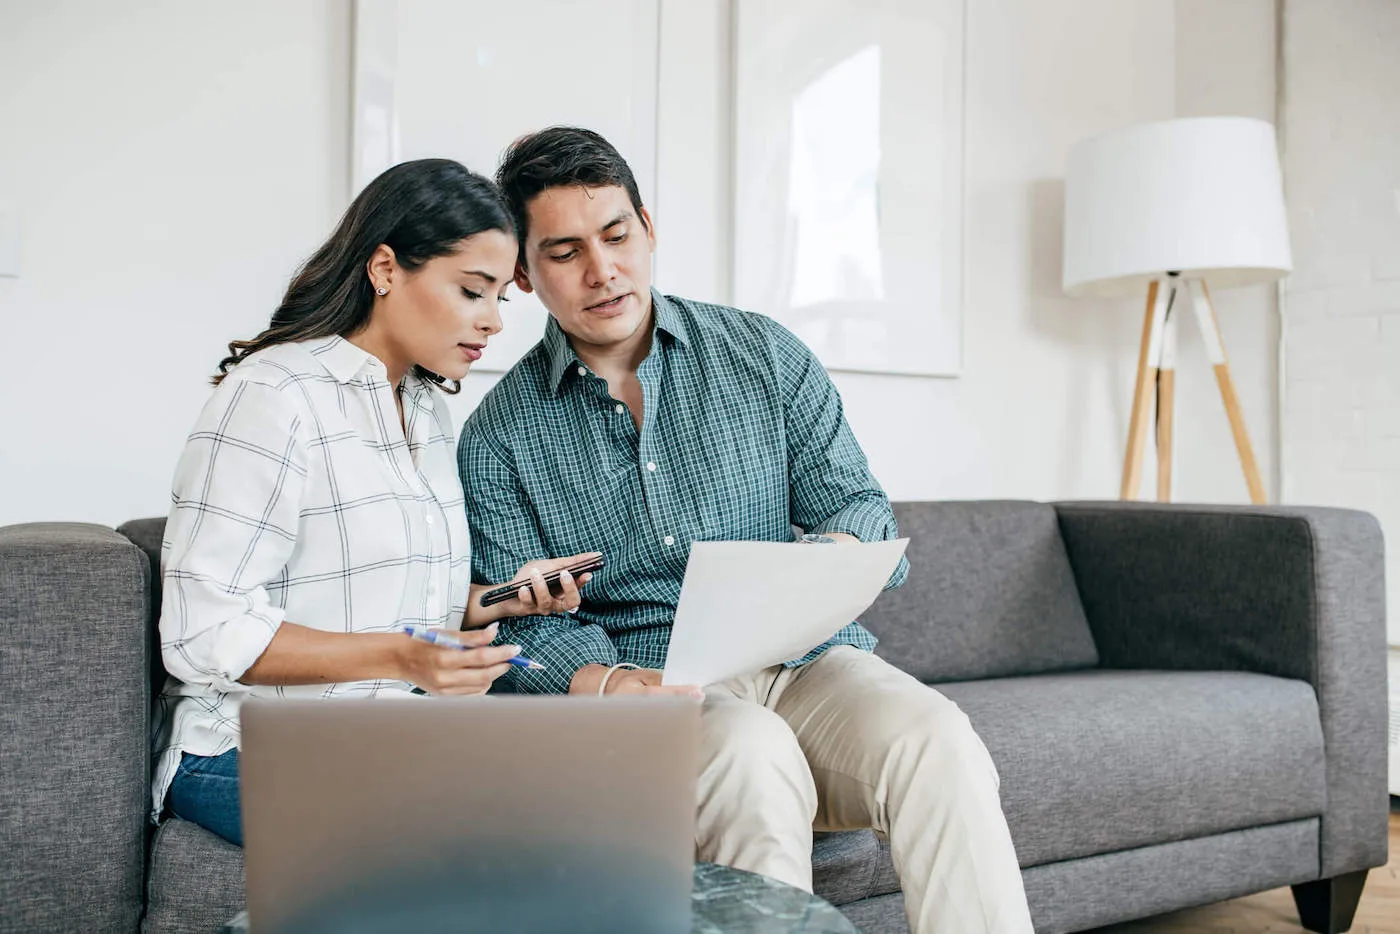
[{"left": 1291, "top": 870, "right": 1368, "bottom": 933}]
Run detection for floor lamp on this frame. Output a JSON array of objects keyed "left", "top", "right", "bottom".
[{"left": 1062, "top": 116, "right": 1293, "bottom": 504}]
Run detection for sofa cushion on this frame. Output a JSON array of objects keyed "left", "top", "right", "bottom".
[
  {"left": 145, "top": 819, "right": 899, "bottom": 925},
  {"left": 144, "top": 817, "right": 246, "bottom": 934},
  {"left": 812, "top": 831, "right": 877, "bottom": 906},
  {"left": 811, "top": 830, "right": 900, "bottom": 907},
  {"left": 861, "top": 501, "right": 1099, "bottom": 682},
  {"left": 938, "top": 670, "right": 1326, "bottom": 868}
]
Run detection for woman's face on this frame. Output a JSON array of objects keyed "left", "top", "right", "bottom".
[{"left": 369, "top": 229, "right": 519, "bottom": 381}]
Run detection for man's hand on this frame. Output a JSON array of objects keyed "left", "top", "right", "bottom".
[
  {"left": 569, "top": 664, "right": 703, "bottom": 699},
  {"left": 466, "top": 552, "right": 600, "bottom": 628},
  {"left": 799, "top": 531, "right": 859, "bottom": 544}
]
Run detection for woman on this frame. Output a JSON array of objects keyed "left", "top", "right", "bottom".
[{"left": 151, "top": 158, "right": 594, "bottom": 846}]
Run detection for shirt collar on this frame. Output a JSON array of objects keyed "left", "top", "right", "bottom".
[
  {"left": 545, "top": 288, "right": 690, "bottom": 395},
  {"left": 542, "top": 317, "right": 577, "bottom": 395},
  {"left": 652, "top": 289, "right": 691, "bottom": 348},
  {"left": 308, "top": 334, "right": 383, "bottom": 385}
]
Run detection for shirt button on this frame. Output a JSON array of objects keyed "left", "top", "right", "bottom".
[
  {"left": 425, "top": 514, "right": 434, "bottom": 526},
  {"left": 577, "top": 366, "right": 587, "bottom": 377},
  {"left": 646, "top": 462, "right": 657, "bottom": 472},
  {"left": 615, "top": 404, "right": 626, "bottom": 414},
  {"left": 663, "top": 535, "right": 675, "bottom": 546}
]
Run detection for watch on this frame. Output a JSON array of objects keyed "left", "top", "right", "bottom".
[{"left": 799, "top": 533, "right": 836, "bottom": 544}]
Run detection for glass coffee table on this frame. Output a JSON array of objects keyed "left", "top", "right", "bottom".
[{"left": 222, "top": 861, "right": 856, "bottom": 933}]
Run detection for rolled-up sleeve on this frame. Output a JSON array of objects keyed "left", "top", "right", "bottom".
[
  {"left": 160, "top": 379, "right": 307, "bottom": 692},
  {"left": 769, "top": 319, "right": 910, "bottom": 590},
  {"left": 457, "top": 418, "right": 618, "bottom": 694}
]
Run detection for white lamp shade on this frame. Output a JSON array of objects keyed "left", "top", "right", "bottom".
[{"left": 1062, "top": 116, "right": 1292, "bottom": 298}]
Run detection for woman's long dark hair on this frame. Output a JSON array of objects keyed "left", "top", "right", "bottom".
[{"left": 214, "top": 158, "right": 513, "bottom": 393}]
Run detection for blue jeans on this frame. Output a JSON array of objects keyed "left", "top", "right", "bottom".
[{"left": 168, "top": 750, "right": 243, "bottom": 847}]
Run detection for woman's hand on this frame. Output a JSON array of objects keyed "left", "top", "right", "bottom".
[
  {"left": 393, "top": 622, "right": 519, "bottom": 695},
  {"left": 466, "top": 553, "right": 601, "bottom": 627}
]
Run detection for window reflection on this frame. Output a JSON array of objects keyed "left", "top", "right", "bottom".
[{"left": 786, "top": 44, "right": 885, "bottom": 312}]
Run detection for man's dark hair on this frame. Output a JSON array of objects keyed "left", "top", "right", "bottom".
[{"left": 495, "top": 126, "right": 648, "bottom": 262}]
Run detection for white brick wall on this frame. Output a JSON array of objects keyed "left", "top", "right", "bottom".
[{"left": 1282, "top": 0, "right": 1400, "bottom": 645}]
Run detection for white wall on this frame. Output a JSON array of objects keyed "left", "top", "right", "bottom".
[
  {"left": 0, "top": 1, "right": 350, "bottom": 527},
  {"left": 0, "top": 0, "right": 1279, "bottom": 529},
  {"left": 638, "top": 0, "right": 1280, "bottom": 507},
  {"left": 1279, "top": 0, "right": 1400, "bottom": 644},
  {"left": 1171, "top": 0, "right": 1280, "bottom": 503}
]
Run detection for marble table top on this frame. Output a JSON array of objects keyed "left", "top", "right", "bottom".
[
  {"left": 221, "top": 861, "right": 856, "bottom": 933},
  {"left": 690, "top": 861, "right": 857, "bottom": 933}
]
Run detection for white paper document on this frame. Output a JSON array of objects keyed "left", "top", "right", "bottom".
[{"left": 661, "top": 539, "right": 909, "bottom": 687}]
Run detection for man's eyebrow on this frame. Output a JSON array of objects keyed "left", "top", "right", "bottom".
[
  {"left": 459, "top": 269, "right": 497, "bottom": 284},
  {"left": 536, "top": 212, "right": 633, "bottom": 251}
]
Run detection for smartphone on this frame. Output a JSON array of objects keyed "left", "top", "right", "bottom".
[{"left": 478, "top": 554, "right": 606, "bottom": 607}]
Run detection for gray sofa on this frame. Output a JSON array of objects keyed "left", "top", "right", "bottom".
[{"left": 0, "top": 501, "right": 1390, "bottom": 933}]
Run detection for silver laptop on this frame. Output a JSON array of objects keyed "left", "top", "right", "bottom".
[{"left": 239, "top": 695, "right": 701, "bottom": 934}]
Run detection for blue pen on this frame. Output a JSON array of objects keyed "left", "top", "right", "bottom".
[{"left": 400, "top": 624, "right": 547, "bottom": 670}]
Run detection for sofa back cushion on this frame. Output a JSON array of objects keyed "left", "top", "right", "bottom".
[
  {"left": 116, "top": 516, "right": 167, "bottom": 700},
  {"left": 861, "top": 501, "right": 1099, "bottom": 682},
  {"left": 125, "top": 504, "right": 1102, "bottom": 689}
]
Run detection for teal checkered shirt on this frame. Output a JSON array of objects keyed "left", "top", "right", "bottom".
[{"left": 457, "top": 290, "right": 909, "bottom": 693}]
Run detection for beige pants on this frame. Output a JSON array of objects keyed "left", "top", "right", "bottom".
[{"left": 695, "top": 646, "right": 1034, "bottom": 934}]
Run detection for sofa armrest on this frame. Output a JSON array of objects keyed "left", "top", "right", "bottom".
[
  {"left": 0, "top": 523, "right": 150, "bottom": 932},
  {"left": 1054, "top": 501, "right": 1388, "bottom": 878}
]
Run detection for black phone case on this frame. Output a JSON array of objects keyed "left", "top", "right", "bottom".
[{"left": 479, "top": 556, "right": 605, "bottom": 607}]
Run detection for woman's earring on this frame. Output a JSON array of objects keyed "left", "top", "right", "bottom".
[{"left": 376, "top": 287, "right": 388, "bottom": 296}]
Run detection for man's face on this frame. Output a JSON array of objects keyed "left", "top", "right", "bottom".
[{"left": 514, "top": 184, "right": 656, "bottom": 352}]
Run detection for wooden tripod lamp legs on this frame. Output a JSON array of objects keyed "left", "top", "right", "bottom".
[
  {"left": 1119, "top": 278, "right": 1267, "bottom": 505},
  {"left": 1189, "top": 280, "right": 1268, "bottom": 504},
  {"left": 1121, "top": 281, "right": 1165, "bottom": 500},
  {"left": 1156, "top": 290, "right": 1179, "bottom": 502}
]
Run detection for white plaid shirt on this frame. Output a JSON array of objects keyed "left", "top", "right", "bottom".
[{"left": 150, "top": 335, "right": 471, "bottom": 820}]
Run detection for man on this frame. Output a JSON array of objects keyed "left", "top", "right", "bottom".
[{"left": 458, "top": 126, "right": 1033, "bottom": 934}]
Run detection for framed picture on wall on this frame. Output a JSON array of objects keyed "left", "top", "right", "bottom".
[
  {"left": 732, "top": 0, "right": 966, "bottom": 377},
  {"left": 350, "top": 0, "right": 661, "bottom": 375}
]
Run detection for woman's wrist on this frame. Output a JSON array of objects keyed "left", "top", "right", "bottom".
[{"left": 372, "top": 632, "right": 415, "bottom": 683}]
